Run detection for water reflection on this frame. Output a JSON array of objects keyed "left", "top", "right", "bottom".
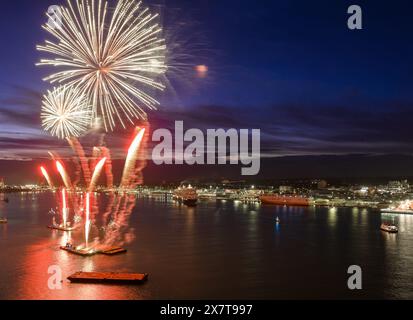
[
  {"left": 1, "top": 193, "right": 413, "bottom": 299},
  {"left": 327, "top": 207, "right": 338, "bottom": 225}
]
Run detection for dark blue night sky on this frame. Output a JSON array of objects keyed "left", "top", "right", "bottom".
[{"left": 2, "top": 0, "right": 413, "bottom": 183}]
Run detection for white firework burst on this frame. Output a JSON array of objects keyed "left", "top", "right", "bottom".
[
  {"left": 37, "top": 0, "right": 167, "bottom": 131},
  {"left": 41, "top": 86, "right": 93, "bottom": 139}
]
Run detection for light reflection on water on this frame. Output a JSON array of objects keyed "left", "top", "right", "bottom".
[{"left": 0, "top": 192, "right": 412, "bottom": 299}]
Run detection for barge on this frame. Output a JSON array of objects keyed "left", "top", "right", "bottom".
[
  {"left": 60, "top": 244, "right": 127, "bottom": 256},
  {"left": 60, "top": 246, "right": 98, "bottom": 257},
  {"left": 48, "top": 225, "right": 76, "bottom": 232},
  {"left": 68, "top": 272, "right": 148, "bottom": 284}
]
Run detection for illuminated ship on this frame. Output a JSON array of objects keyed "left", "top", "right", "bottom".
[
  {"left": 260, "top": 195, "right": 311, "bottom": 206},
  {"left": 173, "top": 186, "right": 198, "bottom": 207},
  {"left": 381, "top": 200, "right": 413, "bottom": 215},
  {"left": 380, "top": 223, "right": 398, "bottom": 233}
]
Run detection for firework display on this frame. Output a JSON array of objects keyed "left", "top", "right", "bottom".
[
  {"left": 40, "top": 127, "right": 148, "bottom": 249},
  {"left": 37, "top": 0, "right": 167, "bottom": 131},
  {"left": 41, "top": 86, "right": 92, "bottom": 139}
]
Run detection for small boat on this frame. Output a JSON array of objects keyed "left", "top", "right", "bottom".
[
  {"left": 380, "top": 223, "right": 398, "bottom": 233},
  {"left": 0, "top": 218, "right": 7, "bottom": 224}
]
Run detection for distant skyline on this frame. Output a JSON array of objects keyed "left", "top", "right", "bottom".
[{"left": 2, "top": 0, "right": 413, "bottom": 183}]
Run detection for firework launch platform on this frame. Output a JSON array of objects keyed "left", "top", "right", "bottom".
[
  {"left": 60, "top": 245, "right": 127, "bottom": 257},
  {"left": 60, "top": 246, "right": 98, "bottom": 257},
  {"left": 48, "top": 225, "right": 76, "bottom": 232},
  {"left": 68, "top": 272, "right": 148, "bottom": 284}
]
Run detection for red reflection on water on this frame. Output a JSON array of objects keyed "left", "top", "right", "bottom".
[{"left": 16, "top": 235, "right": 147, "bottom": 300}]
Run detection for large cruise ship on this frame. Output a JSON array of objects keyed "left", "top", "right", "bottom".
[
  {"left": 173, "top": 186, "right": 198, "bottom": 207},
  {"left": 260, "top": 194, "right": 311, "bottom": 206}
]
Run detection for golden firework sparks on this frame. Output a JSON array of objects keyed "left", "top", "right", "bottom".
[
  {"left": 37, "top": 0, "right": 167, "bottom": 131},
  {"left": 41, "top": 86, "right": 92, "bottom": 139}
]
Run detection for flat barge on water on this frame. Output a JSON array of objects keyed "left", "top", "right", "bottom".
[
  {"left": 68, "top": 272, "right": 148, "bottom": 284},
  {"left": 48, "top": 225, "right": 76, "bottom": 232},
  {"left": 60, "top": 244, "right": 127, "bottom": 256}
]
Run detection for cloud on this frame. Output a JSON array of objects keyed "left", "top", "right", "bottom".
[
  {"left": 1, "top": 82, "right": 413, "bottom": 162},
  {"left": 146, "top": 101, "right": 413, "bottom": 156}
]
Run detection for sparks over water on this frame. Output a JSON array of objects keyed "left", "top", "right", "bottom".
[
  {"left": 61, "top": 188, "right": 68, "bottom": 228},
  {"left": 37, "top": 0, "right": 168, "bottom": 131},
  {"left": 85, "top": 192, "right": 91, "bottom": 249},
  {"left": 38, "top": 126, "right": 148, "bottom": 250}
]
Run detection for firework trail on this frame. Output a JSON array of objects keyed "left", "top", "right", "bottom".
[
  {"left": 37, "top": 0, "right": 167, "bottom": 131},
  {"left": 100, "top": 147, "right": 114, "bottom": 188},
  {"left": 91, "top": 147, "right": 101, "bottom": 171},
  {"left": 42, "top": 125, "right": 149, "bottom": 248},
  {"left": 102, "top": 194, "right": 137, "bottom": 246},
  {"left": 102, "top": 125, "right": 148, "bottom": 245},
  {"left": 41, "top": 86, "right": 92, "bottom": 139},
  {"left": 40, "top": 166, "right": 54, "bottom": 188},
  {"left": 85, "top": 192, "right": 91, "bottom": 248},
  {"left": 67, "top": 137, "right": 91, "bottom": 186},
  {"left": 70, "top": 154, "right": 82, "bottom": 187},
  {"left": 120, "top": 128, "right": 146, "bottom": 188},
  {"left": 128, "top": 128, "right": 148, "bottom": 189},
  {"left": 48, "top": 151, "right": 59, "bottom": 162},
  {"left": 56, "top": 160, "right": 72, "bottom": 189},
  {"left": 89, "top": 157, "right": 107, "bottom": 192},
  {"left": 61, "top": 188, "right": 68, "bottom": 227}
]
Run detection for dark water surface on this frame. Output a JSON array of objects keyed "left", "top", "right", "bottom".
[{"left": 0, "top": 192, "right": 412, "bottom": 300}]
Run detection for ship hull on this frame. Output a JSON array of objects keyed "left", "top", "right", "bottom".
[
  {"left": 183, "top": 199, "right": 198, "bottom": 207},
  {"left": 260, "top": 196, "right": 310, "bottom": 207},
  {"left": 173, "top": 193, "right": 198, "bottom": 207}
]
